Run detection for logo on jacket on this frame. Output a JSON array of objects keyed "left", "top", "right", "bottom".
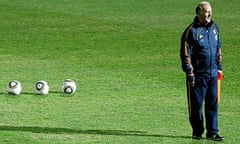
[{"left": 199, "top": 34, "right": 204, "bottom": 43}]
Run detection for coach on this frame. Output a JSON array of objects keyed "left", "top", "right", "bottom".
[{"left": 180, "top": 1, "right": 224, "bottom": 141}]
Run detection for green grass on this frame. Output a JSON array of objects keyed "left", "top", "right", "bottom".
[{"left": 0, "top": 0, "right": 239, "bottom": 143}]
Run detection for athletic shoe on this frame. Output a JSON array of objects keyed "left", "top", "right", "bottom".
[
  {"left": 207, "top": 134, "right": 224, "bottom": 141},
  {"left": 192, "top": 135, "right": 202, "bottom": 140}
]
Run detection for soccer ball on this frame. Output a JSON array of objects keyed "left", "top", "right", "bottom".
[
  {"left": 7, "top": 80, "right": 22, "bottom": 95},
  {"left": 61, "top": 79, "right": 76, "bottom": 94},
  {"left": 35, "top": 80, "right": 49, "bottom": 95}
]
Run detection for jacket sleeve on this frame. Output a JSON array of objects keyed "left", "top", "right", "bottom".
[
  {"left": 217, "top": 48, "right": 223, "bottom": 71},
  {"left": 180, "top": 25, "right": 194, "bottom": 74},
  {"left": 216, "top": 25, "right": 223, "bottom": 71}
]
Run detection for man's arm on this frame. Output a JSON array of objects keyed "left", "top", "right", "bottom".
[{"left": 180, "top": 24, "right": 194, "bottom": 75}]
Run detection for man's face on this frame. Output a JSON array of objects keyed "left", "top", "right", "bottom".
[{"left": 198, "top": 4, "right": 212, "bottom": 25}]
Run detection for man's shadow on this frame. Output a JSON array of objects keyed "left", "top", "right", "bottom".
[
  {"left": 0, "top": 93, "right": 190, "bottom": 140},
  {"left": 0, "top": 91, "right": 73, "bottom": 97},
  {"left": 0, "top": 125, "right": 190, "bottom": 139}
]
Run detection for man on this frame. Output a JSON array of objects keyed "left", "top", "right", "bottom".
[{"left": 180, "top": 1, "right": 224, "bottom": 141}]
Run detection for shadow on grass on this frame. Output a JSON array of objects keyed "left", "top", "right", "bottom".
[
  {"left": 0, "top": 91, "right": 72, "bottom": 97},
  {"left": 0, "top": 125, "right": 190, "bottom": 139}
]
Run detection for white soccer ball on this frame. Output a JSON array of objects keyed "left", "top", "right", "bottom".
[
  {"left": 35, "top": 80, "right": 49, "bottom": 95},
  {"left": 7, "top": 80, "right": 22, "bottom": 95},
  {"left": 61, "top": 79, "right": 76, "bottom": 94}
]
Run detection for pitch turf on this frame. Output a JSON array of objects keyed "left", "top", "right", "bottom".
[{"left": 0, "top": 0, "right": 239, "bottom": 143}]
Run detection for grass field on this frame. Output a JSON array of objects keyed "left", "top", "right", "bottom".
[{"left": 0, "top": 0, "right": 239, "bottom": 143}]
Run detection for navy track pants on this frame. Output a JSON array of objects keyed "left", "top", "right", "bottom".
[{"left": 186, "top": 76, "right": 219, "bottom": 136}]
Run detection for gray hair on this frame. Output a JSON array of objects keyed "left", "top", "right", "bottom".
[{"left": 195, "top": 1, "right": 211, "bottom": 14}]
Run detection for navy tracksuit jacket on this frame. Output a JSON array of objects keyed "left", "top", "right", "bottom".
[{"left": 180, "top": 17, "right": 222, "bottom": 136}]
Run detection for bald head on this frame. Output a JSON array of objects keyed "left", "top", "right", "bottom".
[{"left": 196, "top": 1, "right": 212, "bottom": 25}]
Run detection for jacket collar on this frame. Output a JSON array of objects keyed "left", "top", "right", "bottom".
[{"left": 193, "top": 16, "right": 213, "bottom": 28}]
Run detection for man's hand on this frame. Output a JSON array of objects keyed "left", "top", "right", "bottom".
[{"left": 187, "top": 73, "right": 195, "bottom": 87}]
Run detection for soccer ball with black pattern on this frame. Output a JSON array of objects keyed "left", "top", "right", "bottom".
[
  {"left": 61, "top": 79, "right": 76, "bottom": 94},
  {"left": 7, "top": 80, "right": 22, "bottom": 95},
  {"left": 35, "top": 80, "right": 49, "bottom": 95}
]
